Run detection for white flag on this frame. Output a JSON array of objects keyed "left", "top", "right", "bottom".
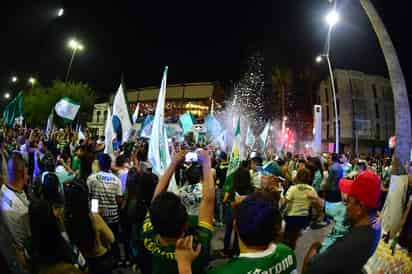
[
  {"left": 54, "top": 98, "right": 80, "bottom": 120},
  {"left": 148, "top": 67, "right": 177, "bottom": 192},
  {"left": 132, "top": 103, "right": 140, "bottom": 124},
  {"left": 112, "top": 83, "right": 132, "bottom": 144},
  {"left": 78, "top": 126, "right": 86, "bottom": 143},
  {"left": 245, "top": 125, "right": 255, "bottom": 147},
  {"left": 259, "top": 122, "right": 270, "bottom": 152},
  {"left": 45, "top": 111, "right": 54, "bottom": 140},
  {"left": 104, "top": 106, "right": 114, "bottom": 154}
]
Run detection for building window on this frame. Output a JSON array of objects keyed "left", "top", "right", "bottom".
[
  {"left": 325, "top": 88, "right": 328, "bottom": 102},
  {"left": 375, "top": 104, "right": 379, "bottom": 119},
  {"left": 104, "top": 111, "right": 108, "bottom": 121},
  {"left": 96, "top": 111, "right": 101, "bottom": 123},
  {"left": 372, "top": 84, "right": 377, "bottom": 99}
]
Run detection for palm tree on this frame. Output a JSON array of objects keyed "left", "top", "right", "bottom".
[{"left": 360, "top": 0, "right": 411, "bottom": 164}]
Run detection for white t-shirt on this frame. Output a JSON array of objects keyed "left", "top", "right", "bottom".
[
  {"left": 117, "top": 168, "right": 129, "bottom": 194},
  {"left": 0, "top": 184, "right": 30, "bottom": 248},
  {"left": 87, "top": 171, "right": 123, "bottom": 224}
]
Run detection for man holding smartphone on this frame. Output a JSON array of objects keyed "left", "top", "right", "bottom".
[{"left": 87, "top": 153, "right": 123, "bottom": 262}]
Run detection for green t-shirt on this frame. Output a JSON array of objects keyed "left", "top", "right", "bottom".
[
  {"left": 71, "top": 155, "right": 81, "bottom": 171},
  {"left": 141, "top": 213, "right": 213, "bottom": 274},
  {"left": 208, "top": 243, "right": 297, "bottom": 274}
]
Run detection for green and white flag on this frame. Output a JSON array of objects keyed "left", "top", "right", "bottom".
[
  {"left": 3, "top": 91, "right": 23, "bottom": 127},
  {"left": 245, "top": 125, "right": 255, "bottom": 148},
  {"left": 223, "top": 117, "right": 241, "bottom": 196},
  {"left": 259, "top": 122, "right": 270, "bottom": 152},
  {"left": 54, "top": 97, "right": 80, "bottom": 121}
]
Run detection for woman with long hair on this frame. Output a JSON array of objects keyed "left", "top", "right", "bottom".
[
  {"left": 29, "top": 200, "right": 85, "bottom": 274},
  {"left": 65, "top": 181, "right": 115, "bottom": 274}
]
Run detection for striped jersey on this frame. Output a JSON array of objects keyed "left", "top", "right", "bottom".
[{"left": 87, "top": 171, "right": 122, "bottom": 224}]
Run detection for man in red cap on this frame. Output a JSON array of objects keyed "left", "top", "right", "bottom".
[{"left": 303, "top": 171, "right": 381, "bottom": 274}]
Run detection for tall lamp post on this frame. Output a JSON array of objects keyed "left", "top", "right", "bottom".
[
  {"left": 65, "top": 39, "right": 84, "bottom": 82},
  {"left": 316, "top": 6, "right": 340, "bottom": 154}
]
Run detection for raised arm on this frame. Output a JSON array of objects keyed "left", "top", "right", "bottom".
[
  {"left": 152, "top": 150, "right": 186, "bottom": 200},
  {"left": 198, "top": 150, "right": 215, "bottom": 226}
]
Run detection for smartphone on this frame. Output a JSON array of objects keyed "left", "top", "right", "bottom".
[
  {"left": 185, "top": 152, "right": 198, "bottom": 163},
  {"left": 91, "top": 199, "right": 99, "bottom": 213}
]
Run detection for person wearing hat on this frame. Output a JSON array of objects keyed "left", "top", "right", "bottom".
[{"left": 303, "top": 171, "right": 381, "bottom": 274}]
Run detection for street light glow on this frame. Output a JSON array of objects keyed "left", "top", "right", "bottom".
[
  {"left": 316, "top": 55, "right": 323, "bottom": 63},
  {"left": 68, "top": 39, "right": 84, "bottom": 51},
  {"left": 4, "top": 93, "right": 10, "bottom": 99},
  {"left": 11, "top": 76, "right": 18, "bottom": 83},
  {"left": 325, "top": 10, "right": 339, "bottom": 27},
  {"left": 28, "top": 77, "right": 36, "bottom": 85},
  {"left": 58, "top": 8, "right": 64, "bottom": 17}
]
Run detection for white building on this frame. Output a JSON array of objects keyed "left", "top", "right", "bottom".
[
  {"left": 318, "top": 69, "right": 395, "bottom": 155},
  {"left": 87, "top": 82, "right": 222, "bottom": 136}
]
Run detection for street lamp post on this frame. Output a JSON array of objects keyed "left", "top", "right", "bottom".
[
  {"left": 65, "top": 39, "right": 84, "bottom": 82},
  {"left": 317, "top": 5, "right": 340, "bottom": 154}
]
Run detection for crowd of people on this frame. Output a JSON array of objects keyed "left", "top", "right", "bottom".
[{"left": 0, "top": 126, "right": 411, "bottom": 274}]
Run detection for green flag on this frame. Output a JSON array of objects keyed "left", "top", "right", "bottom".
[
  {"left": 179, "top": 112, "right": 195, "bottom": 134},
  {"left": 3, "top": 92, "right": 23, "bottom": 127},
  {"left": 223, "top": 117, "right": 241, "bottom": 200}
]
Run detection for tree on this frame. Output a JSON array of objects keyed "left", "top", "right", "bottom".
[
  {"left": 360, "top": 0, "right": 411, "bottom": 164},
  {"left": 23, "top": 80, "right": 96, "bottom": 127}
]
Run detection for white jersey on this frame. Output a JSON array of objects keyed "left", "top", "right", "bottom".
[{"left": 0, "top": 184, "right": 30, "bottom": 248}]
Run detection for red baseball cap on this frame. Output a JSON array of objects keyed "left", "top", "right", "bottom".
[{"left": 339, "top": 171, "right": 381, "bottom": 209}]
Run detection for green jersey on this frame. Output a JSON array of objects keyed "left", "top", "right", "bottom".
[
  {"left": 208, "top": 243, "right": 297, "bottom": 274},
  {"left": 141, "top": 213, "right": 213, "bottom": 274}
]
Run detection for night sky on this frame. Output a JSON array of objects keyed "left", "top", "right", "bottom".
[{"left": 0, "top": 0, "right": 410, "bottom": 97}]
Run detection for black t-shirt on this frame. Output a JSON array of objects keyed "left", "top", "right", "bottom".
[{"left": 305, "top": 225, "right": 375, "bottom": 274}]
